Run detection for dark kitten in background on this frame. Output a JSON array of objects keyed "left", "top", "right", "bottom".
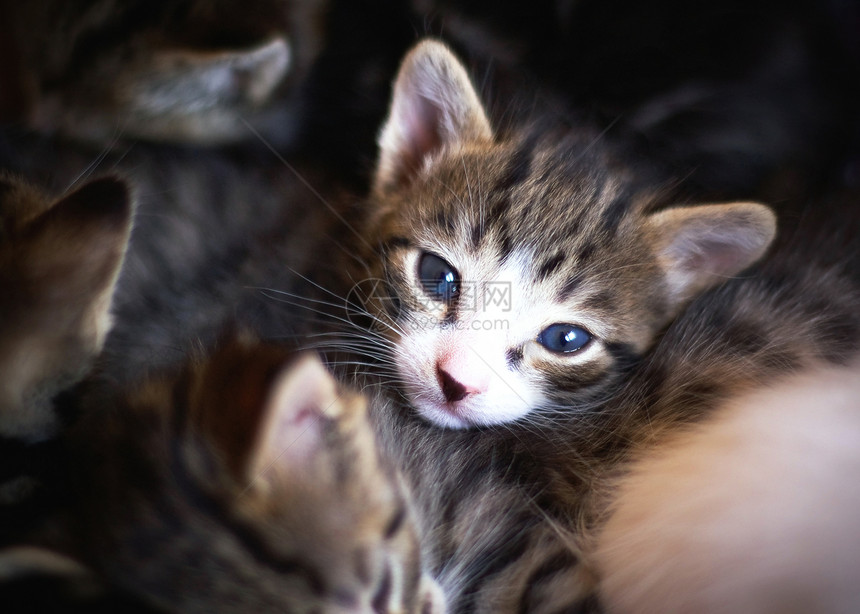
[
  {"left": 0, "top": 174, "right": 131, "bottom": 442},
  {"left": 0, "top": 0, "right": 327, "bottom": 146},
  {"left": 0, "top": 173, "right": 132, "bottom": 558},
  {"left": 0, "top": 126, "right": 358, "bottom": 390}
]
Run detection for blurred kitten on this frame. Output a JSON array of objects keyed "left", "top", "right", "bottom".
[{"left": 593, "top": 361, "right": 860, "bottom": 614}]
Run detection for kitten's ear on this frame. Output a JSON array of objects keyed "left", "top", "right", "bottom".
[
  {"left": 130, "top": 36, "right": 290, "bottom": 110},
  {"left": 99, "top": 37, "right": 290, "bottom": 143},
  {"left": 374, "top": 39, "right": 493, "bottom": 194},
  {"left": 244, "top": 354, "right": 341, "bottom": 491},
  {"left": 0, "top": 177, "right": 132, "bottom": 439},
  {"left": 23, "top": 177, "right": 133, "bottom": 346},
  {"left": 646, "top": 202, "right": 776, "bottom": 305}
]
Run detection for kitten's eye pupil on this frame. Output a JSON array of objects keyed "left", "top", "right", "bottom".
[
  {"left": 418, "top": 252, "right": 460, "bottom": 304},
  {"left": 537, "top": 324, "right": 591, "bottom": 354}
]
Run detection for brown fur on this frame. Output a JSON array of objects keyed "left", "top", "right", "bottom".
[{"left": 353, "top": 40, "right": 776, "bottom": 430}]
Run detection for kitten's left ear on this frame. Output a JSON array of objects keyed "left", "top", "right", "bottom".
[
  {"left": 645, "top": 202, "right": 776, "bottom": 306},
  {"left": 375, "top": 39, "right": 493, "bottom": 194}
]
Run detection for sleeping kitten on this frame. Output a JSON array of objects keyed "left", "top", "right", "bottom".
[
  {"left": 353, "top": 39, "right": 776, "bottom": 429},
  {"left": 0, "top": 0, "right": 326, "bottom": 145},
  {"left": 593, "top": 360, "right": 860, "bottom": 614},
  {"left": 344, "top": 40, "right": 860, "bottom": 613},
  {"left": 13, "top": 337, "right": 445, "bottom": 614}
]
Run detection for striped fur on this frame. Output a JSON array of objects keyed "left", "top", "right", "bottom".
[
  {"left": 343, "top": 40, "right": 860, "bottom": 612},
  {"left": 13, "top": 337, "right": 445, "bottom": 613},
  {"left": 356, "top": 40, "right": 775, "bottom": 430}
]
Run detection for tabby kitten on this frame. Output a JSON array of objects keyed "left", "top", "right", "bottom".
[
  {"left": 593, "top": 360, "right": 860, "bottom": 614},
  {"left": 343, "top": 40, "right": 860, "bottom": 613},
  {"left": 354, "top": 39, "right": 776, "bottom": 429},
  {"left": 19, "top": 337, "right": 445, "bottom": 614}
]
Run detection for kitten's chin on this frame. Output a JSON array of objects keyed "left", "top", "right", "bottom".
[
  {"left": 416, "top": 405, "right": 474, "bottom": 430},
  {"left": 409, "top": 394, "right": 480, "bottom": 429},
  {"left": 411, "top": 394, "right": 528, "bottom": 430}
]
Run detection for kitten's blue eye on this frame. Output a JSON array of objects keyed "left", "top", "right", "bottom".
[
  {"left": 537, "top": 324, "right": 592, "bottom": 354},
  {"left": 418, "top": 252, "right": 460, "bottom": 303}
]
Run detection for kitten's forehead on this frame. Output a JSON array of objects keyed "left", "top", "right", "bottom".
[
  {"left": 415, "top": 136, "right": 633, "bottom": 249},
  {"left": 400, "top": 137, "right": 641, "bottom": 303}
]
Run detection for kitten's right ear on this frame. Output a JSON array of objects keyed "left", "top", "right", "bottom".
[{"left": 374, "top": 39, "right": 493, "bottom": 194}]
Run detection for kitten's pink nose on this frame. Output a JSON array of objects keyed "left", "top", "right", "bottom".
[{"left": 435, "top": 355, "right": 490, "bottom": 404}]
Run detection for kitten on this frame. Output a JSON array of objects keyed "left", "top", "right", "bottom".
[
  {"left": 353, "top": 39, "right": 776, "bottom": 429},
  {"left": 344, "top": 40, "right": 860, "bottom": 613},
  {"left": 11, "top": 336, "right": 445, "bottom": 614},
  {"left": 593, "top": 360, "right": 860, "bottom": 614},
  {"left": 0, "top": 0, "right": 327, "bottom": 145}
]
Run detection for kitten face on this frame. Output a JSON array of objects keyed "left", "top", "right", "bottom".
[
  {"left": 368, "top": 143, "right": 665, "bottom": 428},
  {"left": 357, "top": 40, "right": 776, "bottom": 429},
  {"left": 58, "top": 338, "right": 445, "bottom": 614}
]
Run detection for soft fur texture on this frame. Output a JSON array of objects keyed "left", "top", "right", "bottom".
[{"left": 594, "top": 361, "right": 860, "bottom": 614}]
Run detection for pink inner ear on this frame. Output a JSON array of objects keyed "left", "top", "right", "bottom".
[
  {"left": 398, "top": 94, "right": 443, "bottom": 181},
  {"left": 247, "top": 357, "right": 335, "bottom": 482},
  {"left": 677, "top": 238, "right": 743, "bottom": 276}
]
